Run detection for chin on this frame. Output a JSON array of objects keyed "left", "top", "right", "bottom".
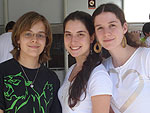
[{"left": 70, "top": 53, "right": 80, "bottom": 58}]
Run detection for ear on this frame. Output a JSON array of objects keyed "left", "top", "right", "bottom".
[
  {"left": 123, "top": 22, "right": 128, "bottom": 34},
  {"left": 90, "top": 34, "right": 95, "bottom": 43},
  {"left": 17, "top": 39, "right": 20, "bottom": 44}
]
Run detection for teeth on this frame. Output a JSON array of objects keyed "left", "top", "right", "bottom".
[{"left": 71, "top": 47, "right": 80, "bottom": 50}]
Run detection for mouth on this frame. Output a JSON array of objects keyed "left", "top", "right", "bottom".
[
  {"left": 70, "top": 46, "right": 81, "bottom": 50},
  {"left": 103, "top": 38, "right": 115, "bottom": 42},
  {"left": 28, "top": 45, "right": 40, "bottom": 49}
]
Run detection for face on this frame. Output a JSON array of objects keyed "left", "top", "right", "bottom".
[
  {"left": 18, "top": 21, "right": 46, "bottom": 59},
  {"left": 94, "top": 12, "right": 127, "bottom": 51},
  {"left": 64, "top": 20, "right": 94, "bottom": 58}
]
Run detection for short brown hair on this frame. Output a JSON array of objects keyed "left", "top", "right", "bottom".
[{"left": 11, "top": 11, "right": 52, "bottom": 63}]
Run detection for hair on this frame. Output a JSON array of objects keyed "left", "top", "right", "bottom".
[
  {"left": 63, "top": 11, "right": 102, "bottom": 108},
  {"left": 92, "top": 3, "right": 145, "bottom": 58},
  {"left": 142, "top": 22, "right": 150, "bottom": 36},
  {"left": 5, "top": 21, "right": 15, "bottom": 32},
  {"left": 11, "top": 11, "right": 52, "bottom": 63}
]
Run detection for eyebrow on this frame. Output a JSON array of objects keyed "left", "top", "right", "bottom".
[
  {"left": 64, "top": 30, "right": 87, "bottom": 33},
  {"left": 95, "top": 20, "right": 118, "bottom": 27},
  {"left": 27, "top": 30, "right": 46, "bottom": 34}
]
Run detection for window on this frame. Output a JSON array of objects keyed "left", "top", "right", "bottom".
[{"left": 124, "top": 0, "right": 150, "bottom": 23}]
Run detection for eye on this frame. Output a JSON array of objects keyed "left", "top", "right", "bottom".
[
  {"left": 24, "top": 32, "right": 32, "bottom": 37},
  {"left": 36, "top": 33, "right": 46, "bottom": 39},
  {"left": 78, "top": 33, "right": 85, "bottom": 37},
  {"left": 96, "top": 26, "right": 103, "bottom": 31},
  {"left": 64, "top": 33, "right": 72, "bottom": 38},
  {"left": 110, "top": 24, "right": 116, "bottom": 28}
]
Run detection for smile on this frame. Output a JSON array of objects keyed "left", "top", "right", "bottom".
[
  {"left": 70, "top": 46, "right": 81, "bottom": 50},
  {"left": 103, "top": 38, "right": 114, "bottom": 42},
  {"left": 29, "top": 46, "right": 40, "bottom": 48}
]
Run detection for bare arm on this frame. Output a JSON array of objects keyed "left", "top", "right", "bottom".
[
  {"left": 0, "top": 109, "right": 4, "bottom": 113},
  {"left": 91, "top": 95, "right": 111, "bottom": 113}
]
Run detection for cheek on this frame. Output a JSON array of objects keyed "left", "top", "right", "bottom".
[
  {"left": 95, "top": 32, "right": 102, "bottom": 42},
  {"left": 64, "top": 42, "right": 69, "bottom": 50},
  {"left": 42, "top": 39, "right": 46, "bottom": 46},
  {"left": 64, "top": 38, "right": 70, "bottom": 45}
]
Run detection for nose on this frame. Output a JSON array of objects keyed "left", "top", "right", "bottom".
[
  {"left": 31, "top": 34, "right": 38, "bottom": 42},
  {"left": 71, "top": 35, "right": 78, "bottom": 44},
  {"left": 103, "top": 28, "right": 111, "bottom": 36}
]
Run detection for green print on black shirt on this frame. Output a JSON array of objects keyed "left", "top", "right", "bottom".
[{"left": 4, "top": 72, "right": 53, "bottom": 113}]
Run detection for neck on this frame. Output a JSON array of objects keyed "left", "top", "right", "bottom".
[
  {"left": 75, "top": 54, "right": 88, "bottom": 68},
  {"left": 18, "top": 56, "right": 40, "bottom": 69},
  {"left": 68, "top": 54, "right": 88, "bottom": 82},
  {"left": 109, "top": 45, "right": 136, "bottom": 67}
]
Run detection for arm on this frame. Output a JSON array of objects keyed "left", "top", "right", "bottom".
[
  {"left": 49, "top": 94, "right": 62, "bottom": 113},
  {"left": 91, "top": 95, "right": 111, "bottom": 113},
  {"left": 49, "top": 72, "right": 62, "bottom": 113}
]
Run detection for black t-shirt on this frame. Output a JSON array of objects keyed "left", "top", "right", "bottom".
[{"left": 0, "top": 58, "right": 62, "bottom": 113}]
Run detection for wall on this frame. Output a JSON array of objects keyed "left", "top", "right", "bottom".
[
  {"left": 1, "top": 0, "right": 64, "bottom": 24},
  {"left": 65, "top": 0, "right": 122, "bottom": 16},
  {"left": 0, "top": 0, "right": 4, "bottom": 34},
  {"left": 0, "top": 0, "right": 3, "bottom": 25}
]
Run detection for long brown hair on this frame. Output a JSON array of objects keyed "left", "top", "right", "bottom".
[
  {"left": 11, "top": 11, "right": 52, "bottom": 63},
  {"left": 92, "top": 3, "right": 145, "bottom": 58},
  {"left": 64, "top": 11, "right": 102, "bottom": 108}
]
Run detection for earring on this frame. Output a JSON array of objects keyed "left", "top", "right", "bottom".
[
  {"left": 121, "top": 36, "right": 127, "bottom": 48},
  {"left": 17, "top": 47, "right": 20, "bottom": 51},
  {"left": 94, "top": 42, "right": 101, "bottom": 53}
]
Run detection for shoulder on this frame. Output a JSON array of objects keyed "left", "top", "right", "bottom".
[
  {"left": 140, "top": 47, "right": 150, "bottom": 52},
  {"left": 0, "top": 32, "right": 12, "bottom": 45},
  {"left": 88, "top": 64, "right": 112, "bottom": 96},
  {"left": 0, "top": 32, "right": 12, "bottom": 39},
  {"left": 41, "top": 66, "right": 60, "bottom": 84},
  {"left": 0, "top": 58, "right": 16, "bottom": 68},
  {"left": 90, "top": 64, "right": 111, "bottom": 80},
  {"left": 102, "top": 57, "right": 112, "bottom": 70},
  {"left": 42, "top": 66, "right": 58, "bottom": 78},
  {"left": 138, "top": 47, "right": 150, "bottom": 57},
  {"left": 92, "top": 63, "right": 107, "bottom": 73},
  {"left": 138, "top": 47, "right": 150, "bottom": 62},
  {"left": 0, "top": 58, "right": 19, "bottom": 77}
]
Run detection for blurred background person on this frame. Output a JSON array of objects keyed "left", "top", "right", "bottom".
[
  {"left": 140, "top": 22, "right": 150, "bottom": 47},
  {"left": 0, "top": 21, "right": 15, "bottom": 63}
]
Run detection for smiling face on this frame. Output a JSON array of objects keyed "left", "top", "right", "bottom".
[
  {"left": 18, "top": 21, "right": 46, "bottom": 60},
  {"left": 94, "top": 12, "right": 127, "bottom": 51},
  {"left": 64, "top": 20, "right": 93, "bottom": 58}
]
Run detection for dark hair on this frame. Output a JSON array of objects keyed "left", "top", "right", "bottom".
[
  {"left": 92, "top": 3, "right": 145, "bottom": 58},
  {"left": 5, "top": 21, "right": 15, "bottom": 32},
  {"left": 142, "top": 22, "right": 150, "bottom": 36},
  {"left": 64, "top": 11, "right": 102, "bottom": 108},
  {"left": 11, "top": 11, "right": 52, "bottom": 63}
]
